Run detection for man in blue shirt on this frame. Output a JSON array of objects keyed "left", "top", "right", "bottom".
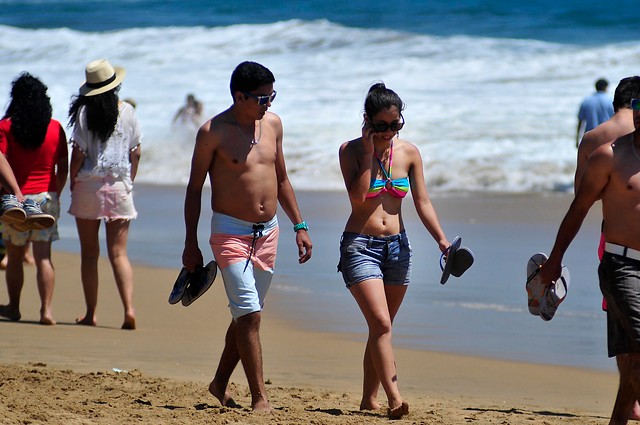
[{"left": 576, "top": 78, "right": 614, "bottom": 147}]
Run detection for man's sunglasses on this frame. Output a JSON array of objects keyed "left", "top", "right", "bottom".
[
  {"left": 632, "top": 98, "right": 640, "bottom": 111},
  {"left": 368, "top": 115, "right": 405, "bottom": 133},
  {"left": 243, "top": 90, "right": 277, "bottom": 106}
]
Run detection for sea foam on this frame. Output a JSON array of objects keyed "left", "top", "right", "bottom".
[{"left": 1, "top": 20, "right": 638, "bottom": 192}]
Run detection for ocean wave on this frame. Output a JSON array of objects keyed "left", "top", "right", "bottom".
[{"left": 1, "top": 21, "right": 639, "bottom": 192}]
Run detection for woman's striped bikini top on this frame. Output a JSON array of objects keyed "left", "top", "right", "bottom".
[{"left": 366, "top": 141, "right": 409, "bottom": 199}]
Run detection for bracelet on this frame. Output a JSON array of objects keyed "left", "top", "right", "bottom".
[{"left": 293, "top": 221, "right": 309, "bottom": 232}]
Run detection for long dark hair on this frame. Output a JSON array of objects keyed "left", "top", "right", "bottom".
[
  {"left": 4, "top": 72, "right": 52, "bottom": 150},
  {"left": 68, "top": 86, "right": 120, "bottom": 142}
]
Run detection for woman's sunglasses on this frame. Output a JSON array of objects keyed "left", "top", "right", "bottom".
[
  {"left": 632, "top": 98, "right": 640, "bottom": 111},
  {"left": 243, "top": 90, "right": 277, "bottom": 106},
  {"left": 368, "top": 115, "right": 405, "bottom": 133}
]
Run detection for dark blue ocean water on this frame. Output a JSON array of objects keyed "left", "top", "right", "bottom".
[{"left": 2, "top": 0, "right": 638, "bottom": 44}]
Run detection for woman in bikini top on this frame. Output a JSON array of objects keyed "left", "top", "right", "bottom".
[
  {"left": 337, "top": 82, "right": 451, "bottom": 419},
  {"left": 339, "top": 85, "right": 448, "bottom": 243}
]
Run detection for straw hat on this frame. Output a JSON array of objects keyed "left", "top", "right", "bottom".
[{"left": 79, "top": 59, "right": 126, "bottom": 96}]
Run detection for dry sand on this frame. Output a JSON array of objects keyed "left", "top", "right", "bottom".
[{"left": 0, "top": 247, "right": 617, "bottom": 424}]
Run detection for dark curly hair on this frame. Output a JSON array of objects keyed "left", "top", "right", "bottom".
[
  {"left": 68, "top": 86, "right": 120, "bottom": 143},
  {"left": 3, "top": 72, "right": 52, "bottom": 150}
]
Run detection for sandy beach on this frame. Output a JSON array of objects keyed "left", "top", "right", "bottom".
[
  {"left": 0, "top": 0, "right": 633, "bottom": 422},
  {"left": 0, "top": 190, "right": 618, "bottom": 424}
]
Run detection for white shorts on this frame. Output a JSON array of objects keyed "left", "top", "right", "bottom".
[{"left": 69, "top": 177, "right": 137, "bottom": 221}]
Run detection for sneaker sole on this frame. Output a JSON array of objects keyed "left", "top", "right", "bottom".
[
  {"left": 24, "top": 215, "right": 55, "bottom": 230},
  {"left": 9, "top": 221, "right": 30, "bottom": 232},
  {"left": 0, "top": 208, "right": 27, "bottom": 225}
]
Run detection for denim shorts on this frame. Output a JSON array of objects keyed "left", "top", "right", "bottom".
[
  {"left": 338, "top": 230, "right": 412, "bottom": 288},
  {"left": 599, "top": 252, "right": 640, "bottom": 357}
]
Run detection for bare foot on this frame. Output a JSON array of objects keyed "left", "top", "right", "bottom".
[
  {"left": 39, "top": 315, "right": 56, "bottom": 325},
  {"left": 0, "top": 251, "right": 34, "bottom": 269},
  {"left": 251, "top": 399, "right": 272, "bottom": 414},
  {"left": 360, "top": 400, "right": 381, "bottom": 411},
  {"left": 208, "top": 380, "right": 240, "bottom": 408},
  {"left": 388, "top": 401, "right": 409, "bottom": 420},
  {"left": 0, "top": 304, "right": 21, "bottom": 321},
  {"left": 75, "top": 316, "right": 96, "bottom": 326},
  {"left": 121, "top": 316, "right": 136, "bottom": 330}
]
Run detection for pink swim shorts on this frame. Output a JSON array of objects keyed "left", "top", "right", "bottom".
[{"left": 209, "top": 212, "right": 279, "bottom": 319}]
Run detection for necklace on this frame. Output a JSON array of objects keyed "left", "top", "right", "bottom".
[{"left": 231, "top": 111, "right": 261, "bottom": 145}]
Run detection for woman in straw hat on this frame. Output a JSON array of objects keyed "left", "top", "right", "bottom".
[{"left": 68, "top": 59, "right": 141, "bottom": 330}]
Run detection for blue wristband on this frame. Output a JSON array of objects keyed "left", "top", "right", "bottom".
[{"left": 293, "top": 221, "right": 309, "bottom": 232}]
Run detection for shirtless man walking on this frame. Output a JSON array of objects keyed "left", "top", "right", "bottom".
[
  {"left": 182, "top": 61, "right": 312, "bottom": 412},
  {"left": 574, "top": 77, "right": 640, "bottom": 422},
  {"left": 541, "top": 97, "right": 640, "bottom": 425}
]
